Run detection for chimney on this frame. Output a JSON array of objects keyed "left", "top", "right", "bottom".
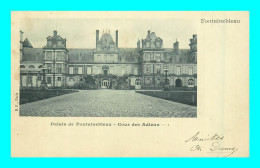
[
  {"left": 148, "top": 30, "right": 150, "bottom": 37},
  {"left": 137, "top": 39, "right": 140, "bottom": 50},
  {"left": 174, "top": 39, "right": 179, "bottom": 54},
  {"left": 116, "top": 30, "right": 118, "bottom": 47},
  {"left": 96, "top": 30, "right": 99, "bottom": 43},
  {"left": 20, "top": 30, "right": 23, "bottom": 42},
  {"left": 54, "top": 30, "right": 57, "bottom": 37}
]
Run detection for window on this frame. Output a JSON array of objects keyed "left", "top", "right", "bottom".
[
  {"left": 146, "top": 42, "right": 150, "bottom": 48},
  {"left": 156, "top": 78, "right": 161, "bottom": 85},
  {"left": 69, "top": 67, "right": 74, "bottom": 74},
  {"left": 26, "top": 76, "right": 32, "bottom": 85},
  {"left": 177, "top": 66, "right": 181, "bottom": 75},
  {"left": 29, "top": 65, "right": 35, "bottom": 69},
  {"left": 46, "top": 64, "right": 52, "bottom": 73},
  {"left": 156, "top": 41, "right": 161, "bottom": 48},
  {"left": 134, "top": 68, "right": 138, "bottom": 75},
  {"left": 47, "top": 41, "right": 52, "bottom": 46},
  {"left": 37, "top": 76, "right": 41, "bottom": 81},
  {"left": 87, "top": 67, "right": 92, "bottom": 75},
  {"left": 57, "top": 64, "right": 62, "bottom": 73},
  {"left": 56, "top": 52, "right": 63, "bottom": 61},
  {"left": 155, "top": 53, "right": 161, "bottom": 62},
  {"left": 121, "top": 68, "right": 126, "bottom": 75},
  {"left": 46, "top": 51, "right": 52, "bottom": 60},
  {"left": 110, "top": 67, "right": 114, "bottom": 74},
  {"left": 57, "top": 77, "right": 62, "bottom": 81},
  {"left": 188, "top": 67, "right": 193, "bottom": 75},
  {"left": 188, "top": 79, "right": 194, "bottom": 87},
  {"left": 156, "top": 65, "right": 161, "bottom": 74},
  {"left": 146, "top": 78, "right": 151, "bottom": 85},
  {"left": 38, "top": 65, "right": 43, "bottom": 69},
  {"left": 47, "top": 77, "right": 52, "bottom": 84},
  {"left": 97, "top": 55, "right": 101, "bottom": 62},
  {"left": 110, "top": 55, "right": 114, "bottom": 62},
  {"left": 78, "top": 67, "right": 83, "bottom": 74},
  {"left": 146, "top": 65, "right": 151, "bottom": 74},
  {"left": 20, "top": 65, "right": 25, "bottom": 68},
  {"left": 135, "top": 79, "right": 141, "bottom": 85}
]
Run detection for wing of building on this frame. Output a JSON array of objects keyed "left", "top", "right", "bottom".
[{"left": 20, "top": 30, "right": 197, "bottom": 90}]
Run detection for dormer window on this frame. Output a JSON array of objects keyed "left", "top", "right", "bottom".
[
  {"left": 47, "top": 40, "right": 52, "bottom": 47},
  {"left": 146, "top": 42, "right": 150, "bottom": 48},
  {"left": 156, "top": 41, "right": 161, "bottom": 48}
]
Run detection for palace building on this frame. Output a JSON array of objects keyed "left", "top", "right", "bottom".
[{"left": 20, "top": 30, "right": 197, "bottom": 90}]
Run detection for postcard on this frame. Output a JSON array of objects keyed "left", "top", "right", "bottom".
[{"left": 11, "top": 11, "right": 249, "bottom": 157}]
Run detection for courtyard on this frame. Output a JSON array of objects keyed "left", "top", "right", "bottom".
[{"left": 20, "top": 90, "right": 197, "bottom": 117}]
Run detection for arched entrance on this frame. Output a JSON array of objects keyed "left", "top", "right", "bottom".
[
  {"left": 101, "top": 80, "right": 110, "bottom": 89},
  {"left": 175, "top": 79, "right": 182, "bottom": 87}
]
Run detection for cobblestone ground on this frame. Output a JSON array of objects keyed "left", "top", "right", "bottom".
[{"left": 20, "top": 90, "right": 197, "bottom": 117}]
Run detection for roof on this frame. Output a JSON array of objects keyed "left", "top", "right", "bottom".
[
  {"left": 22, "top": 38, "right": 33, "bottom": 48},
  {"left": 22, "top": 47, "right": 193, "bottom": 64},
  {"left": 23, "top": 48, "right": 44, "bottom": 62},
  {"left": 68, "top": 49, "right": 94, "bottom": 63},
  {"left": 118, "top": 48, "right": 140, "bottom": 63}
]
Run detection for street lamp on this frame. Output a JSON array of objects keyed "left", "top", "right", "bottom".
[
  {"left": 164, "top": 65, "right": 169, "bottom": 91},
  {"left": 41, "top": 65, "right": 48, "bottom": 89}
]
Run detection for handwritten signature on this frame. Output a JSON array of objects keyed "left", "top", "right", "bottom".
[{"left": 185, "top": 131, "right": 238, "bottom": 157}]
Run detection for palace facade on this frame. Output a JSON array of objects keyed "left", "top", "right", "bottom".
[{"left": 19, "top": 29, "right": 197, "bottom": 90}]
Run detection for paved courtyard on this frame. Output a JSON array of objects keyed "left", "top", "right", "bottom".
[{"left": 20, "top": 90, "right": 197, "bottom": 117}]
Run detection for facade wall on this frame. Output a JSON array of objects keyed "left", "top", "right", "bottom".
[{"left": 20, "top": 30, "right": 197, "bottom": 90}]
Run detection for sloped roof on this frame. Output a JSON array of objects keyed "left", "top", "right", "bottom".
[
  {"left": 118, "top": 48, "right": 140, "bottom": 63},
  {"left": 22, "top": 47, "right": 193, "bottom": 64},
  {"left": 68, "top": 49, "right": 95, "bottom": 63},
  {"left": 164, "top": 48, "right": 190, "bottom": 63},
  {"left": 23, "top": 48, "right": 44, "bottom": 62},
  {"left": 22, "top": 38, "right": 33, "bottom": 48}
]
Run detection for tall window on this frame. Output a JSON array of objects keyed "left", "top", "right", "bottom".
[
  {"left": 46, "top": 51, "right": 52, "bottom": 60},
  {"left": 156, "top": 41, "right": 161, "bottom": 48},
  {"left": 177, "top": 66, "right": 181, "bottom": 75},
  {"left": 56, "top": 52, "right": 62, "bottom": 61},
  {"left": 146, "top": 65, "right": 151, "bottom": 74},
  {"left": 156, "top": 65, "right": 161, "bottom": 74},
  {"left": 56, "top": 64, "right": 62, "bottom": 73},
  {"left": 156, "top": 53, "right": 161, "bottom": 62},
  {"left": 47, "top": 41, "right": 52, "bottom": 47},
  {"left": 110, "top": 67, "right": 114, "bottom": 74},
  {"left": 146, "top": 42, "right": 150, "bottom": 48},
  {"left": 97, "top": 55, "right": 101, "bottom": 62},
  {"left": 47, "top": 77, "right": 52, "bottom": 84},
  {"left": 46, "top": 64, "right": 52, "bottom": 73},
  {"left": 104, "top": 55, "right": 107, "bottom": 62},
  {"left": 110, "top": 55, "right": 114, "bottom": 62},
  {"left": 121, "top": 68, "right": 126, "bottom": 75},
  {"left": 134, "top": 68, "right": 138, "bottom": 75},
  {"left": 69, "top": 67, "right": 74, "bottom": 74},
  {"left": 146, "top": 78, "right": 151, "bottom": 85},
  {"left": 78, "top": 67, "right": 83, "bottom": 74},
  {"left": 188, "top": 67, "right": 193, "bottom": 75},
  {"left": 87, "top": 67, "right": 92, "bottom": 75}
]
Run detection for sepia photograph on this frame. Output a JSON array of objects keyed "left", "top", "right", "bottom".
[{"left": 19, "top": 18, "right": 197, "bottom": 117}]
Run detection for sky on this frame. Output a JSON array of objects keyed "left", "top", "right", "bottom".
[{"left": 20, "top": 18, "right": 197, "bottom": 49}]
